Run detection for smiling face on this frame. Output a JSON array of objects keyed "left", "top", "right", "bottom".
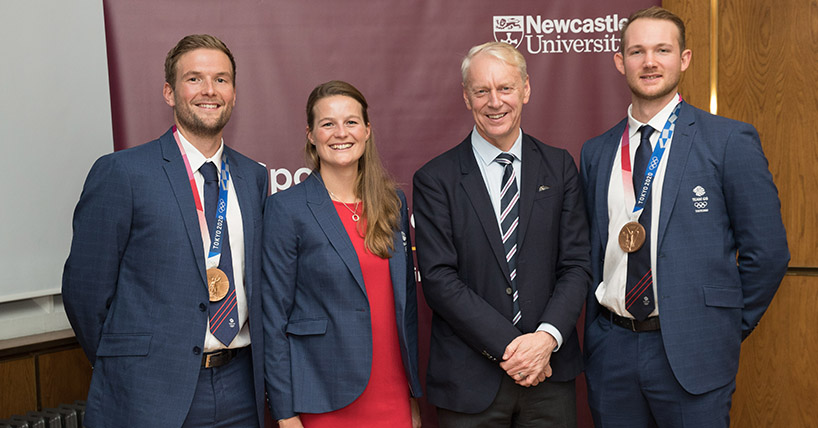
[
  {"left": 615, "top": 18, "right": 691, "bottom": 107},
  {"left": 307, "top": 95, "right": 371, "bottom": 174},
  {"left": 163, "top": 48, "right": 236, "bottom": 140},
  {"left": 462, "top": 52, "right": 530, "bottom": 152}
]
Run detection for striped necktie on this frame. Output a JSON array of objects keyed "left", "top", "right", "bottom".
[{"left": 495, "top": 153, "right": 521, "bottom": 325}]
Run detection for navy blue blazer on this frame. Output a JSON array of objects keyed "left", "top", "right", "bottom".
[
  {"left": 62, "top": 128, "right": 269, "bottom": 428},
  {"left": 262, "top": 173, "right": 422, "bottom": 421},
  {"left": 580, "top": 102, "right": 789, "bottom": 394},
  {"left": 412, "top": 132, "right": 591, "bottom": 413}
]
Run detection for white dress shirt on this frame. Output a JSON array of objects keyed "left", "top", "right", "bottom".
[
  {"left": 596, "top": 95, "right": 682, "bottom": 318},
  {"left": 178, "top": 132, "right": 250, "bottom": 351}
]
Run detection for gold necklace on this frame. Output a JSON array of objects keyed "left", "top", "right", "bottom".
[{"left": 329, "top": 191, "right": 361, "bottom": 222}]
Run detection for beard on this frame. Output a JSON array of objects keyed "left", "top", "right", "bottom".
[
  {"left": 173, "top": 97, "right": 233, "bottom": 139},
  {"left": 627, "top": 72, "right": 680, "bottom": 102}
]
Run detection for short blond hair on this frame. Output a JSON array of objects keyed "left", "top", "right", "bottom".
[{"left": 461, "top": 42, "right": 527, "bottom": 87}]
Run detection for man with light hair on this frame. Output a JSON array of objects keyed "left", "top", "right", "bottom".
[
  {"left": 581, "top": 7, "right": 788, "bottom": 427},
  {"left": 413, "top": 41, "right": 591, "bottom": 427}
]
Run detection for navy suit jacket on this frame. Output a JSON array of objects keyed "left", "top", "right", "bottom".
[
  {"left": 262, "top": 173, "right": 423, "bottom": 421},
  {"left": 580, "top": 102, "right": 789, "bottom": 394},
  {"left": 412, "top": 132, "right": 591, "bottom": 413},
  {"left": 62, "top": 128, "right": 268, "bottom": 428}
]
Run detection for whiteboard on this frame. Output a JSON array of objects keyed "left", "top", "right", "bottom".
[{"left": 0, "top": 0, "right": 113, "bottom": 304}]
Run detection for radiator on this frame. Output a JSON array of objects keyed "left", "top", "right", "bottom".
[{"left": 0, "top": 400, "right": 85, "bottom": 428}]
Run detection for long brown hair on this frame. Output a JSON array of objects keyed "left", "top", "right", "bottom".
[{"left": 305, "top": 80, "right": 401, "bottom": 258}]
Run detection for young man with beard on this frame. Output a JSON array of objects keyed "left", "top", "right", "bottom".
[
  {"left": 580, "top": 7, "right": 789, "bottom": 427},
  {"left": 63, "top": 34, "right": 268, "bottom": 428}
]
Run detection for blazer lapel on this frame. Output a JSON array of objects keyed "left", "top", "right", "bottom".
[
  {"left": 305, "top": 173, "right": 367, "bottom": 296},
  {"left": 160, "top": 128, "right": 208, "bottom": 286},
  {"left": 516, "top": 135, "right": 542, "bottom": 251},
  {"left": 657, "top": 102, "right": 696, "bottom": 248},
  {"left": 595, "top": 120, "right": 626, "bottom": 249},
  {"left": 457, "top": 138, "right": 511, "bottom": 282}
]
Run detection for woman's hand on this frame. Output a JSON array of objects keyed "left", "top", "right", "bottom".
[
  {"left": 410, "top": 397, "right": 422, "bottom": 428},
  {"left": 278, "top": 415, "right": 304, "bottom": 428}
]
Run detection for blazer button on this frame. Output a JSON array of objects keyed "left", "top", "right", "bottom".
[
  {"left": 506, "top": 287, "right": 513, "bottom": 295},
  {"left": 199, "top": 303, "right": 207, "bottom": 312},
  {"left": 193, "top": 346, "right": 201, "bottom": 355}
]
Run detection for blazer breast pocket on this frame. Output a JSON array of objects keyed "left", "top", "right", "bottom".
[
  {"left": 96, "top": 333, "right": 152, "bottom": 357},
  {"left": 533, "top": 184, "right": 557, "bottom": 200},
  {"left": 286, "top": 318, "right": 328, "bottom": 336}
]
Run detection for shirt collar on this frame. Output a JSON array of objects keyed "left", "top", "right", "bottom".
[
  {"left": 177, "top": 131, "right": 225, "bottom": 173},
  {"left": 626, "top": 93, "right": 682, "bottom": 140},
  {"left": 470, "top": 126, "right": 523, "bottom": 166}
]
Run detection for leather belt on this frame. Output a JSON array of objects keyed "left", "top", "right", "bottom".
[
  {"left": 202, "top": 347, "right": 244, "bottom": 368},
  {"left": 600, "top": 307, "right": 660, "bottom": 332}
]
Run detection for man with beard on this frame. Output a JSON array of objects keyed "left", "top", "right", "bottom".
[
  {"left": 63, "top": 34, "right": 268, "bottom": 428},
  {"left": 580, "top": 7, "right": 789, "bottom": 427}
]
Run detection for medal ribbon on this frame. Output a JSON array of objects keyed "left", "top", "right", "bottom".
[
  {"left": 620, "top": 96, "right": 682, "bottom": 217},
  {"left": 171, "top": 126, "right": 231, "bottom": 269}
]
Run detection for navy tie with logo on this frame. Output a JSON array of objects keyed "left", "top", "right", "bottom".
[
  {"left": 495, "top": 153, "right": 521, "bottom": 325},
  {"left": 626, "top": 126, "right": 656, "bottom": 321},
  {"left": 201, "top": 161, "right": 239, "bottom": 345}
]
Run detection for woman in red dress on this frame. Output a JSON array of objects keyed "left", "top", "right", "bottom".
[{"left": 262, "top": 80, "right": 422, "bottom": 428}]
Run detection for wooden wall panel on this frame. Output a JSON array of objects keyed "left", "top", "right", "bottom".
[
  {"left": 663, "top": 0, "right": 712, "bottom": 108},
  {"left": 38, "top": 347, "right": 92, "bottom": 409},
  {"left": 0, "top": 356, "right": 37, "bottom": 419},
  {"left": 718, "top": 0, "right": 818, "bottom": 267},
  {"left": 731, "top": 275, "right": 818, "bottom": 426}
]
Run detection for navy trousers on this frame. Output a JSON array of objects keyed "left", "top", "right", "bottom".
[
  {"left": 585, "top": 314, "right": 735, "bottom": 428},
  {"left": 182, "top": 347, "right": 259, "bottom": 428}
]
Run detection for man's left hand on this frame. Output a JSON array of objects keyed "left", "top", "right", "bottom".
[{"left": 500, "top": 331, "right": 557, "bottom": 387}]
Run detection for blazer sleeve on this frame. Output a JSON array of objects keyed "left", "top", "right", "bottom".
[
  {"left": 261, "top": 193, "right": 299, "bottom": 420},
  {"left": 721, "top": 123, "right": 789, "bottom": 338},
  {"left": 413, "top": 167, "right": 522, "bottom": 360},
  {"left": 62, "top": 154, "right": 133, "bottom": 365}
]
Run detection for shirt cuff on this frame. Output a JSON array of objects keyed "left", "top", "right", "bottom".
[{"left": 536, "top": 323, "right": 563, "bottom": 352}]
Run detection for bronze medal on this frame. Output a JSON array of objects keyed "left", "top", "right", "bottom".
[
  {"left": 206, "top": 268, "right": 229, "bottom": 302},
  {"left": 618, "top": 221, "right": 646, "bottom": 253}
]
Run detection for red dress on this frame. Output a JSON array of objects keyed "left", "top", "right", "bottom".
[{"left": 299, "top": 201, "right": 412, "bottom": 428}]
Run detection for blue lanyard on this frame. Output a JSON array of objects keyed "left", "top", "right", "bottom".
[
  {"left": 632, "top": 101, "right": 682, "bottom": 214},
  {"left": 207, "top": 156, "right": 231, "bottom": 263}
]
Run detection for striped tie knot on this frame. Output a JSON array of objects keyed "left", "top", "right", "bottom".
[{"left": 495, "top": 152, "right": 514, "bottom": 166}]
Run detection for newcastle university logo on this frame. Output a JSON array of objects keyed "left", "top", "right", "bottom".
[
  {"left": 493, "top": 16, "right": 524, "bottom": 48},
  {"left": 492, "top": 13, "right": 626, "bottom": 54}
]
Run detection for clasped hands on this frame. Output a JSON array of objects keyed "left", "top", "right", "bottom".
[{"left": 500, "top": 331, "right": 556, "bottom": 387}]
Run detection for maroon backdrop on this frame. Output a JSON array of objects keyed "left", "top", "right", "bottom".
[{"left": 103, "top": 1, "right": 658, "bottom": 426}]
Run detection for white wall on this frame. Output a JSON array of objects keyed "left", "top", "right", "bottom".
[{"left": 0, "top": 0, "right": 112, "bottom": 339}]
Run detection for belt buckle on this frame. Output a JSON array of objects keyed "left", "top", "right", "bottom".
[
  {"left": 626, "top": 318, "right": 638, "bottom": 332},
  {"left": 204, "top": 352, "right": 216, "bottom": 368},
  {"left": 204, "top": 349, "right": 226, "bottom": 368}
]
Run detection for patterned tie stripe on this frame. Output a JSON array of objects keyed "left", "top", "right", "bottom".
[
  {"left": 495, "top": 153, "right": 521, "bottom": 325},
  {"left": 625, "top": 270, "right": 652, "bottom": 310}
]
